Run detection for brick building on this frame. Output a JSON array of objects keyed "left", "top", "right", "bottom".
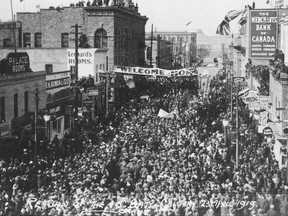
[{"left": 12, "top": 3, "right": 147, "bottom": 72}]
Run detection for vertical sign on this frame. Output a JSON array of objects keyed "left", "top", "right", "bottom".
[{"left": 250, "top": 10, "right": 278, "bottom": 59}]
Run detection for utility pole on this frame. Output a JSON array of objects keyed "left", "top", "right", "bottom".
[
  {"left": 150, "top": 24, "right": 153, "bottom": 67},
  {"left": 157, "top": 34, "right": 161, "bottom": 67},
  {"left": 71, "top": 24, "right": 82, "bottom": 125},
  {"left": 10, "top": 0, "right": 17, "bottom": 52},
  {"left": 34, "top": 87, "right": 40, "bottom": 164},
  {"left": 235, "top": 91, "right": 239, "bottom": 170}
]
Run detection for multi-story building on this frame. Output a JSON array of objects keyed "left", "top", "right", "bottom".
[
  {"left": 0, "top": 52, "right": 46, "bottom": 158},
  {"left": 229, "top": 8, "right": 288, "bottom": 168},
  {"left": 146, "top": 31, "right": 197, "bottom": 68},
  {"left": 12, "top": 3, "right": 147, "bottom": 71}
]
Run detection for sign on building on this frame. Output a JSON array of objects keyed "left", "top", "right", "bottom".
[
  {"left": 67, "top": 49, "right": 96, "bottom": 78},
  {"left": 46, "top": 71, "right": 70, "bottom": 104},
  {"left": 6, "top": 52, "right": 30, "bottom": 74},
  {"left": 250, "top": 10, "right": 278, "bottom": 59}
]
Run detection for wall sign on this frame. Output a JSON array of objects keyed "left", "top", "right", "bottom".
[
  {"left": 250, "top": 10, "right": 278, "bottom": 59},
  {"left": 6, "top": 52, "right": 30, "bottom": 73}
]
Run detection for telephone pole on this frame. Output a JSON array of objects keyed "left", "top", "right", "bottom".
[
  {"left": 157, "top": 34, "right": 161, "bottom": 67},
  {"left": 150, "top": 24, "right": 153, "bottom": 67},
  {"left": 71, "top": 24, "right": 82, "bottom": 125},
  {"left": 34, "top": 87, "right": 40, "bottom": 163}
]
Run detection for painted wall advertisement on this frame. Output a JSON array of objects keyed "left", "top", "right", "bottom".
[
  {"left": 67, "top": 49, "right": 96, "bottom": 78},
  {"left": 250, "top": 10, "right": 278, "bottom": 59},
  {"left": 46, "top": 71, "right": 70, "bottom": 104}
]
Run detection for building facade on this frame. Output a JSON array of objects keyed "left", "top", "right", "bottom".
[
  {"left": 0, "top": 52, "right": 46, "bottom": 145},
  {"left": 146, "top": 32, "right": 197, "bottom": 68},
  {"left": 229, "top": 8, "right": 288, "bottom": 168},
  {"left": 145, "top": 36, "right": 172, "bottom": 69},
  {"left": 13, "top": 4, "right": 147, "bottom": 72}
]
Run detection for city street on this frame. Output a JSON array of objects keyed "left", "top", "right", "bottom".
[{"left": 0, "top": 0, "right": 287, "bottom": 216}]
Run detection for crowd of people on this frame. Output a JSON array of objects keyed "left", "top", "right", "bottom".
[{"left": 0, "top": 73, "right": 288, "bottom": 216}]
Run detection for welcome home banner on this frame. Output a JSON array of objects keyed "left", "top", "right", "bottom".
[{"left": 114, "top": 66, "right": 195, "bottom": 77}]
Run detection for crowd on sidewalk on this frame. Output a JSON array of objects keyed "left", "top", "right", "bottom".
[{"left": 0, "top": 75, "right": 287, "bottom": 216}]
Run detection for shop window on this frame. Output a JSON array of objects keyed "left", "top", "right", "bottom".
[
  {"left": 23, "top": 33, "right": 31, "bottom": 48},
  {"left": 0, "top": 97, "right": 5, "bottom": 123},
  {"left": 94, "top": 28, "right": 108, "bottom": 48},
  {"left": 34, "top": 33, "right": 42, "bottom": 47},
  {"left": 61, "top": 33, "right": 69, "bottom": 48}
]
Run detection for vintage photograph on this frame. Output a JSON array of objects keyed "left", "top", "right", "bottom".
[{"left": 0, "top": 0, "right": 286, "bottom": 215}]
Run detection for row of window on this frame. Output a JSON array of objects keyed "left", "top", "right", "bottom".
[
  {"left": 0, "top": 92, "right": 29, "bottom": 123},
  {"left": 160, "top": 35, "right": 196, "bottom": 43},
  {"left": 23, "top": 33, "right": 42, "bottom": 48},
  {"left": 21, "top": 29, "right": 109, "bottom": 48}
]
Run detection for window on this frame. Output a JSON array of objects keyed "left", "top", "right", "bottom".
[
  {"left": 3, "top": 38, "right": 12, "bottom": 47},
  {"left": 34, "top": 33, "right": 42, "bottom": 47},
  {"left": 0, "top": 97, "right": 5, "bottom": 123},
  {"left": 61, "top": 33, "right": 69, "bottom": 48},
  {"left": 23, "top": 33, "right": 31, "bottom": 47},
  {"left": 45, "top": 64, "right": 53, "bottom": 74},
  {"left": 24, "top": 91, "right": 28, "bottom": 114},
  {"left": 14, "top": 93, "right": 18, "bottom": 118},
  {"left": 94, "top": 29, "right": 108, "bottom": 48}
]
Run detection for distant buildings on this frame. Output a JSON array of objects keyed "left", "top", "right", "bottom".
[{"left": 145, "top": 31, "right": 197, "bottom": 69}]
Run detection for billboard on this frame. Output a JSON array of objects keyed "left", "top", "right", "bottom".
[
  {"left": 250, "top": 10, "right": 278, "bottom": 59},
  {"left": 67, "top": 49, "right": 96, "bottom": 78}
]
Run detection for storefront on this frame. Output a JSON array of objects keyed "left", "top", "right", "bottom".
[{"left": 45, "top": 70, "right": 71, "bottom": 141}]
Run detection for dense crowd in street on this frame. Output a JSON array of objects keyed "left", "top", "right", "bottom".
[{"left": 0, "top": 73, "right": 288, "bottom": 216}]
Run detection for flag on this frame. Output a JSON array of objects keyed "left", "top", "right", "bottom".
[
  {"left": 157, "top": 109, "right": 174, "bottom": 119},
  {"left": 216, "top": 9, "right": 246, "bottom": 35},
  {"left": 186, "top": 21, "right": 191, "bottom": 26},
  {"left": 123, "top": 75, "right": 135, "bottom": 89},
  {"left": 20, "top": 0, "right": 23, "bottom": 2}
]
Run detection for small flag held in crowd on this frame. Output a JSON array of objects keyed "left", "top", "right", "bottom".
[
  {"left": 123, "top": 75, "right": 135, "bottom": 89},
  {"left": 157, "top": 109, "right": 174, "bottom": 119}
]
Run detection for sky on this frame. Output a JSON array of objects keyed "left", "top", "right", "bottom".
[{"left": 0, "top": 0, "right": 272, "bottom": 35}]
